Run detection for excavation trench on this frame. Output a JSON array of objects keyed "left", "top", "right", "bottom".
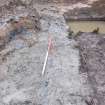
[
  {"left": 64, "top": 6, "right": 105, "bottom": 104},
  {"left": 66, "top": 18, "right": 105, "bottom": 105},
  {"left": 1, "top": 1, "right": 105, "bottom": 105}
]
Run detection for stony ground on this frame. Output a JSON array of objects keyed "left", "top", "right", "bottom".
[
  {"left": 0, "top": 4, "right": 94, "bottom": 105},
  {"left": 1, "top": 0, "right": 105, "bottom": 105},
  {"left": 76, "top": 32, "right": 105, "bottom": 105}
]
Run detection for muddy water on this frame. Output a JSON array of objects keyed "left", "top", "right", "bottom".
[{"left": 68, "top": 21, "right": 105, "bottom": 34}]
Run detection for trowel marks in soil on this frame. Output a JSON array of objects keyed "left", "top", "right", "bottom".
[{"left": 76, "top": 33, "right": 105, "bottom": 105}]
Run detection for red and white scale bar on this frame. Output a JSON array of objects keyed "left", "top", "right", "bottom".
[{"left": 42, "top": 36, "right": 53, "bottom": 76}]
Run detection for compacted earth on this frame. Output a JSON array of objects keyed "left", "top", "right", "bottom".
[
  {"left": 0, "top": 0, "right": 105, "bottom": 105},
  {"left": 75, "top": 32, "right": 105, "bottom": 105}
]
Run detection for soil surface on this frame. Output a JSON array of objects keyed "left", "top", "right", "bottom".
[
  {"left": 75, "top": 32, "right": 105, "bottom": 105},
  {"left": 0, "top": 2, "right": 92, "bottom": 105},
  {"left": 0, "top": 0, "right": 105, "bottom": 105}
]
